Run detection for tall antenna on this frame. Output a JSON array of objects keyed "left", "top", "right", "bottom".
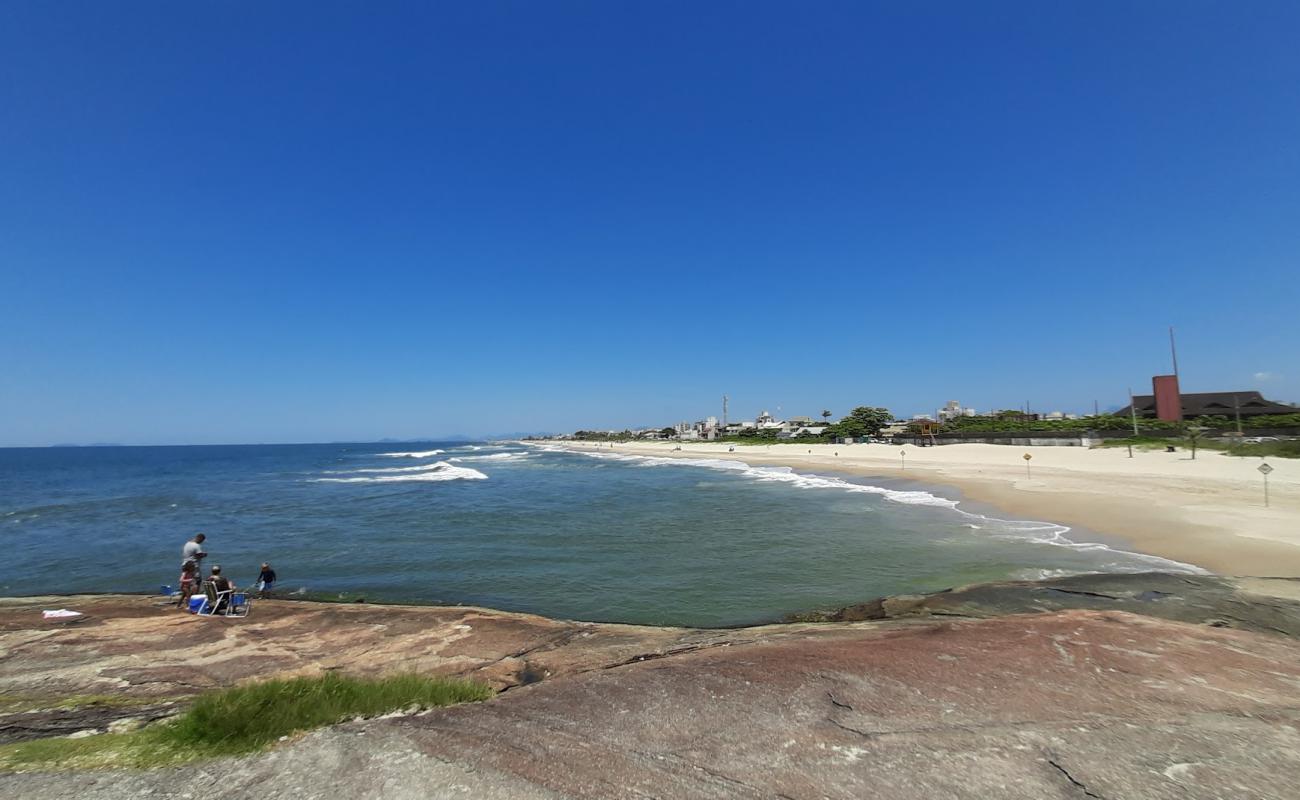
[
  {"left": 1169, "top": 326, "right": 1180, "bottom": 379},
  {"left": 722, "top": 395, "right": 728, "bottom": 428}
]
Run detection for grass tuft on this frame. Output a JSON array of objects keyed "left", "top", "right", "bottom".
[
  {"left": 168, "top": 672, "right": 492, "bottom": 752},
  {"left": 0, "top": 673, "right": 492, "bottom": 772}
]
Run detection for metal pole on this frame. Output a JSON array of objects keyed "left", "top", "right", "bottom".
[
  {"left": 1234, "top": 394, "right": 1242, "bottom": 435},
  {"left": 1129, "top": 387, "right": 1139, "bottom": 436},
  {"left": 1025, "top": 460, "right": 1031, "bottom": 479},
  {"left": 1265, "top": 473, "right": 1270, "bottom": 508},
  {"left": 1169, "top": 326, "right": 1179, "bottom": 379}
]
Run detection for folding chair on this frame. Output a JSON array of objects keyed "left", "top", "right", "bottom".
[{"left": 195, "top": 580, "right": 249, "bottom": 617}]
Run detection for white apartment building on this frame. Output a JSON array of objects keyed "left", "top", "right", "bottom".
[{"left": 936, "top": 400, "right": 977, "bottom": 422}]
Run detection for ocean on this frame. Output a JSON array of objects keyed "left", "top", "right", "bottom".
[{"left": 0, "top": 441, "right": 1199, "bottom": 626}]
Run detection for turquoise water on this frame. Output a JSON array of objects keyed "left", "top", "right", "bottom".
[{"left": 0, "top": 441, "right": 1197, "bottom": 626}]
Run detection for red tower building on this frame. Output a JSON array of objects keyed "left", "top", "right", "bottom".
[{"left": 1152, "top": 374, "right": 1182, "bottom": 422}]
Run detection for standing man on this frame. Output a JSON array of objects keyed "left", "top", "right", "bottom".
[{"left": 182, "top": 533, "right": 208, "bottom": 575}]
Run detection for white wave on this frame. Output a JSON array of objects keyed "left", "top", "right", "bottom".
[
  {"left": 450, "top": 452, "right": 529, "bottom": 463},
  {"left": 377, "top": 450, "right": 445, "bottom": 458},
  {"left": 575, "top": 450, "right": 958, "bottom": 508},
  {"left": 312, "top": 461, "right": 487, "bottom": 483},
  {"left": 322, "top": 464, "right": 447, "bottom": 474},
  {"left": 569, "top": 449, "right": 1208, "bottom": 574}
]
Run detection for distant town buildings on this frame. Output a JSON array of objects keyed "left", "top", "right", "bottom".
[
  {"left": 625, "top": 408, "right": 831, "bottom": 441},
  {"left": 559, "top": 372, "right": 1297, "bottom": 443},
  {"left": 936, "top": 400, "right": 977, "bottom": 422}
]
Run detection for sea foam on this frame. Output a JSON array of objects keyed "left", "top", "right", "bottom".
[
  {"left": 312, "top": 461, "right": 487, "bottom": 483},
  {"left": 377, "top": 449, "right": 445, "bottom": 458},
  {"left": 450, "top": 452, "right": 530, "bottom": 463},
  {"left": 322, "top": 464, "right": 449, "bottom": 474}
]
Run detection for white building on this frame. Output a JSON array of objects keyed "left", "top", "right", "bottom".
[{"left": 936, "top": 400, "right": 977, "bottom": 422}]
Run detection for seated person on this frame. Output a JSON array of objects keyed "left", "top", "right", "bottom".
[{"left": 207, "top": 565, "right": 236, "bottom": 612}]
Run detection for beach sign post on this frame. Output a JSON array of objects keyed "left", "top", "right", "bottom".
[
  {"left": 1023, "top": 452, "right": 1032, "bottom": 479},
  {"left": 900, "top": 448, "right": 906, "bottom": 470},
  {"left": 1259, "top": 462, "right": 1273, "bottom": 507}
]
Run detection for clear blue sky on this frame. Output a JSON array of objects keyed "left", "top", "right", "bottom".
[{"left": 3, "top": 2, "right": 1298, "bottom": 446}]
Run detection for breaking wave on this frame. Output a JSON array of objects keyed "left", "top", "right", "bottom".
[
  {"left": 312, "top": 461, "right": 487, "bottom": 483},
  {"left": 569, "top": 449, "right": 1206, "bottom": 575},
  {"left": 322, "top": 464, "right": 447, "bottom": 474},
  {"left": 450, "top": 452, "right": 530, "bottom": 463},
  {"left": 377, "top": 450, "right": 445, "bottom": 458}
]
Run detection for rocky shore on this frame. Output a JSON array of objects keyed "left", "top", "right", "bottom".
[{"left": 4, "top": 573, "right": 1300, "bottom": 798}]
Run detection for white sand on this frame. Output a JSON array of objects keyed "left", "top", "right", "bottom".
[{"left": 557, "top": 440, "right": 1300, "bottom": 576}]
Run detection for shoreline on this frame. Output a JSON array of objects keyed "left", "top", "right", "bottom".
[{"left": 548, "top": 440, "right": 1300, "bottom": 576}]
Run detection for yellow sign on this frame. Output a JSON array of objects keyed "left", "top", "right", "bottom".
[{"left": 1023, "top": 453, "right": 1032, "bottom": 461}]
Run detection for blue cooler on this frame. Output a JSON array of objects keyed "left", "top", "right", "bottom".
[{"left": 188, "top": 596, "right": 206, "bottom": 613}]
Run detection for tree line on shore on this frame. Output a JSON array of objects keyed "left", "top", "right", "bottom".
[{"left": 568, "top": 409, "right": 1300, "bottom": 444}]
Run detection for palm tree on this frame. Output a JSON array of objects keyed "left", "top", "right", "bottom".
[{"left": 821, "top": 409, "right": 832, "bottom": 421}]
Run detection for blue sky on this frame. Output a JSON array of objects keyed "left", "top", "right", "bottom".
[{"left": 2, "top": 2, "right": 1298, "bottom": 446}]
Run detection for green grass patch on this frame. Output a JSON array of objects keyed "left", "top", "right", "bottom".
[
  {"left": 1224, "top": 440, "right": 1300, "bottom": 458},
  {"left": 1095, "top": 437, "right": 1182, "bottom": 451},
  {"left": 0, "top": 694, "right": 161, "bottom": 714},
  {"left": 1097, "top": 437, "right": 1300, "bottom": 458},
  {"left": 0, "top": 673, "right": 493, "bottom": 772}
]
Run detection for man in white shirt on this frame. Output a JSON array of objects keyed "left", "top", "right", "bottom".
[{"left": 181, "top": 533, "right": 207, "bottom": 571}]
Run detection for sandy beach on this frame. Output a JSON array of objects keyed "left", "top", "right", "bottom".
[{"left": 557, "top": 440, "right": 1300, "bottom": 577}]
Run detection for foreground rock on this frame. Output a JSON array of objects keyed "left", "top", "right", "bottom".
[
  {"left": 0, "top": 594, "right": 764, "bottom": 741},
  {"left": 5, "top": 609, "right": 1300, "bottom": 799},
  {"left": 5, "top": 574, "right": 1300, "bottom": 798}
]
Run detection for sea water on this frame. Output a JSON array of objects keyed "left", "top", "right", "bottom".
[{"left": 0, "top": 441, "right": 1200, "bottom": 626}]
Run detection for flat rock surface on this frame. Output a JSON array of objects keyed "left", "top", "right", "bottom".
[
  {"left": 4, "top": 613, "right": 1300, "bottom": 798},
  {"left": 5, "top": 577, "right": 1300, "bottom": 798},
  {"left": 808, "top": 572, "right": 1300, "bottom": 637},
  {"left": 0, "top": 595, "right": 745, "bottom": 731}
]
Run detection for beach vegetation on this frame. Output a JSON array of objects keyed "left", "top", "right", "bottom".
[
  {"left": 825, "top": 406, "right": 892, "bottom": 440},
  {"left": 935, "top": 412, "right": 1300, "bottom": 436},
  {"left": 1244, "top": 412, "right": 1300, "bottom": 428},
  {"left": 572, "top": 430, "right": 636, "bottom": 441},
  {"left": 0, "top": 673, "right": 492, "bottom": 772},
  {"left": 1098, "top": 436, "right": 1300, "bottom": 459}
]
